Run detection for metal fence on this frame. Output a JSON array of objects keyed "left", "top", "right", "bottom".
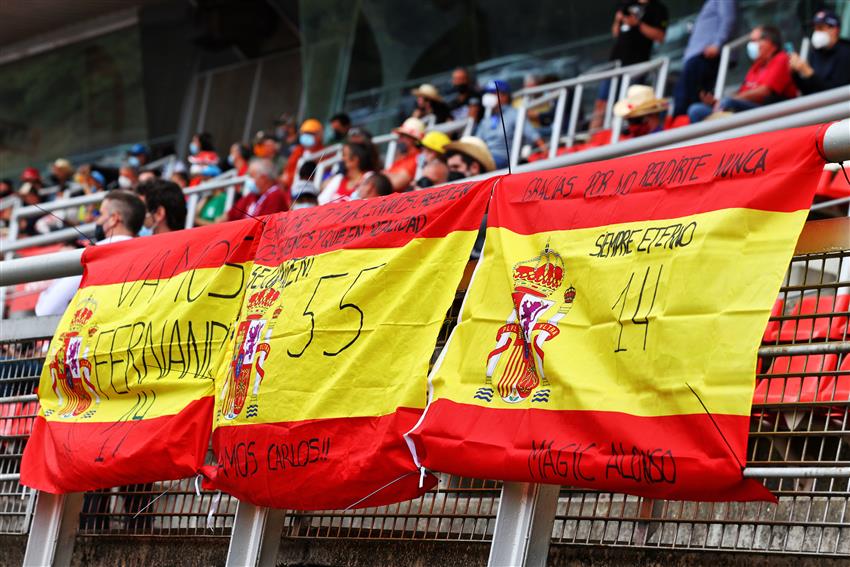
[{"left": 1, "top": 227, "right": 849, "bottom": 559}]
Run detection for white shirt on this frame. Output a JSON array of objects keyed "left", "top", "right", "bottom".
[{"left": 35, "top": 235, "right": 133, "bottom": 316}]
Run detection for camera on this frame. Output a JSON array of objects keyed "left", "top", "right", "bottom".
[{"left": 620, "top": 2, "right": 645, "bottom": 20}]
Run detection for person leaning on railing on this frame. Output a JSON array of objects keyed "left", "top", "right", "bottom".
[{"left": 790, "top": 9, "right": 850, "bottom": 96}]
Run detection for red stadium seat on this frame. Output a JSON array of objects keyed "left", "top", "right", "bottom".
[
  {"left": 819, "top": 355, "right": 850, "bottom": 404},
  {"left": 775, "top": 294, "right": 850, "bottom": 342},
  {"left": 762, "top": 298, "right": 785, "bottom": 343},
  {"left": 816, "top": 169, "right": 850, "bottom": 199},
  {"left": 753, "top": 354, "right": 838, "bottom": 404}
]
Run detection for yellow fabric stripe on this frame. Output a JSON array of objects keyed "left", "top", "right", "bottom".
[
  {"left": 38, "top": 262, "right": 249, "bottom": 423},
  {"left": 430, "top": 208, "right": 807, "bottom": 417},
  {"left": 214, "top": 231, "right": 477, "bottom": 426}
]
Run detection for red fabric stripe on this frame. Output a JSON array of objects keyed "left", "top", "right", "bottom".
[
  {"left": 490, "top": 125, "right": 825, "bottom": 233},
  {"left": 408, "top": 399, "right": 774, "bottom": 502},
  {"left": 81, "top": 219, "right": 260, "bottom": 287},
  {"left": 252, "top": 181, "right": 491, "bottom": 265},
  {"left": 21, "top": 397, "right": 213, "bottom": 493},
  {"left": 204, "top": 408, "right": 436, "bottom": 510}
]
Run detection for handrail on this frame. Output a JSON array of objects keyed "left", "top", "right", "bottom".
[
  {"left": 1, "top": 223, "right": 96, "bottom": 254},
  {"left": 515, "top": 57, "right": 668, "bottom": 98},
  {"left": 713, "top": 33, "right": 750, "bottom": 100}
]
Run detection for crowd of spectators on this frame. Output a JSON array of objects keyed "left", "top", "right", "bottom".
[{"left": 2, "top": 1, "right": 847, "bottom": 273}]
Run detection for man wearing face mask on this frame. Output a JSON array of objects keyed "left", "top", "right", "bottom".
[
  {"left": 228, "top": 158, "right": 289, "bottom": 221},
  {"left": 449, "top": 67, "right": 482, "bottom": 122},
  {"left": 475, "top": 80, "right": 546, "bottom": 169},
  {"left": 127, "top": 144, "right": 150, "bottom": 169},
  {"left": 36, "top": 190, "right": 145, "bottom": 316},
  {"left": 790, "top": 10, "right": 850, "bottom": 96},
  {"left": 281, "top": 119, "right": 325, "bottom": 191},
  {"left": 687, "top": 25, "right": 797, "bottom": 123},
  {"left": 111, "top": 164, "right": 139, "bottom": 191},
  {"left": 328, "top": 113, "right": 352, "bottom": 144}
]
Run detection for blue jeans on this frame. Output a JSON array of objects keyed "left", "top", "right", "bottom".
[
  {"left": 673, "top": 55, "right": 720, "bottom": 116},
  {"left": 687, "top": 97, "right": 761, "bottom": 123}
]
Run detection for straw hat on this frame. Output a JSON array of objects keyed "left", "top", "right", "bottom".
[
  {"left": 613, "top": 85, "right": 669, "bottom": 118},
  {"left": 421, "top": 131, "right": 451, "bottom": 154},
  {"left": 411, "top": 83, "right": 443, "bottom": 103},
  {"left": 444, "top": 136, "right": 496, "bottom": 173},
  {"left": 52, "top": 158, "right": 73, "bottom": 175},
  {"left": 393, "top": 117, "right": 426, "bottom": 141}
]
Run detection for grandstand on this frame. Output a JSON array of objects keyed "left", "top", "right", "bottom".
[{"left": 1, "top": 1, "right": 849, "bottom": 565}]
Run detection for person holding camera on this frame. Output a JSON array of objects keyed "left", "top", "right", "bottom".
[{"left": 592, "top": 0, "right": 669, "bottom": 130}]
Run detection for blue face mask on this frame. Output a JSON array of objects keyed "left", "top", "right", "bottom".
[
  {"left": 189, "top": 142, "right": 200, "bottom": 155},
  {"left": 138, "top": 225, "right": 153, "bottom": 237},
  {"left": 243, "top": 177, "right": 259, "bottom": 194},
  {"left": 299, "top": 133, "right": 316, "bottom": 148},
  {"left": 227, "top": 154, "right": 236, "bottom": 166},
  {"left": 128, "top": 155, "right": 140, "bottom": 168},
  {"left": 746, "top": 40, "right": 760, "bottom": 61}
]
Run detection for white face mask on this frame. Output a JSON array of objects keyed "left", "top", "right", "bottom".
[
  {"left": 481, "top": 93, "right": 499, "bottom": 109},
  {"left": 811, "top": 30, "right": 832, "bottom": 50},
  {"left": 746, "top": 40, "right": 762, "bottom": 61},
  {"left": 118, "top": 175, "right": 133, "bottom": 189}
]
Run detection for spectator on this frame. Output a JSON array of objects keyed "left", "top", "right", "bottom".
[
  {"left": 138, "top": 170, "right": 158, "bottom": 185},
  {"left": 672, "top": 0, "right": 737, "bottom": 116},
  {"left": 0, "top": 179, "right": 13, "bottom": 229},
  {"left": 410, "top": 84, "right": 452, "bottom": 124},
  {"left": 415, "top": 160, "right": 450, "bottom": 189},
  {"left": 385, "top": 118, "right": 425, "bottom": 192},
  {"left": 448, "top": 67, "right": 482, "bottom": 122},
  {"left": 358, "top": 173, "right": 394, "bottom": 199},
  {"left": 188, "top": 151, "right": 220, "bottom": 186},
  {"left": 592, "top": 0, "right": 669, "bottom": 130},
  {"left": 328, "top": 113, "right": 352, "bottom": 144},
  {"left": 319, "top": 142, "right": 377, "bottom": 205},
  {"left": 138, "top": 180, "right": 188, "bottom": 234},
  {"left": 20, "top": 167, "right": 43, "bottom": 192},
  {"left": 291, "top": 160, "right": 319, "bottom": 203},
  {"left": 274, "top": 113, "right": 299, "bottom": 159},
  {"left": 444, "top": 136, "right": 496, "bottom": 179},
  {"left": 189, "top": 132, "right": 215, "bottom": 157},
  {"left": 16, "top": 183, "right": 43, "bottom": 236},
  {"left": 613, "top": 85, "right": 669, "bottom": 138},
  {"left": 228, "top": 158, "right": 289, "bottom": 221},
  {"left": 113, "top": 164, "right": 139, "bottom": 191},
  {"left": 127, "top": 143, "right": 150, "bottom": 169},
  {"left": 226, "top": 143, "right": 252, "bottom": 176},
  {"left": 420, "top": 131, "right": 451, "bottom": 165},
  {"left": 0, "top": 179, "right": 12, "bottom": 199},
  {"left": 475, "top": 80, "right": 545, "bottom": 169},
  {"left": 281, "top": 118, "right": 325, "bottom": 190},
  {"left": 790, "top": 10, "right": 850, "bottom": 95},
  {"left": 688, "top": 25, "right": 797, "bottom": 123},
  {"left": 252, "top": 132, "right": 280, "bottom": 160},
  {"left": 35, "top": 191, "right": 145, "bottom": 316},
  {"left": 49, "top": 159, "right": 74, "bottom": 192},
  {"left": 170, "top": 171, "right": 189, "bottom": 189}
]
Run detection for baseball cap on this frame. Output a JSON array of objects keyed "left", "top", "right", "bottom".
[
  {"left": 20, "top": 167, "right": 41, "bottom": 182},
  {"left": 484, "top": 80, "right": 511, "bottom": 95},
  {"left": 813, "top": 10, "right": 840, "bottom": 27},
  {"left": 129, "top": 143, "right": 149, "bottom": 156}
]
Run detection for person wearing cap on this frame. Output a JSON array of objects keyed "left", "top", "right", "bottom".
[
  {"left": 790, "top": 10, "right": 850, "bottom": 96},
  {"left": 411, "top": 84, "right": 451, "bottom": 124},
  {"left": 19, "top": 167, "right": 43, "bottom": 190},
  {"left": 127, "top": 143, "right": 150, "bottom": 168},
  {"left": 672, "top": 0, "right": 737, "bottom": 117},
  {"left": 385, "top": 117, "right": 425, "bottom": 192},
  {"left": 444, "top": 136, "right": 497, "bottom": 179},
  {"left": 475, "top": 80, "right": 545, "bottom": 169},
  {"left": 614, "top": 85, "right": 669, "bottom": 138},
  {"left": 413, "top": 131, "right": 451, "bottom": 187},
  {"left": 688, "top": 25, "right": 797, "bottom": 123},
  {"left": 281, "top": 118, "right": 325, "bottom": 191}
]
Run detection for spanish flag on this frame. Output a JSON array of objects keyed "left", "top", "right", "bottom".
[
  {"left": 203, "top": 182, "right": 491, "bottom": 509},
  {"left": 21, "top": 220, "right": 260, "bottom": 493},
  {"left": 407, "top": 126, "right": 827, "bottom": 501}
]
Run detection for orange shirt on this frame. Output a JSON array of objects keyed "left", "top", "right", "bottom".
[{"left": 387, "top": 151, "right": 419, "bottom": 191}]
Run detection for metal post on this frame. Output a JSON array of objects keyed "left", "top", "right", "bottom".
[
  {"left": 565, "top": 84, "right": 583, "bottom": 148},
  {"left": 384, "top": 137, "right": 398, "bottom": 169},
  {"left": 549, "top": 89, "right": 567, "bottom": 159},
  {"left": 603, "top": 75, "right": 619, "bottom": 129},
  {"left": 462, "top": 116, "right": 475, "bottom": 137},
  {"left": 510, "top": 96, "right": 528, "bottom": 169},
  {"left": 196, "top": 73, "right": 212, "bottom": 133},
  {"left": 22, "top": 491, "right": 83, "bottom": 567},
  {"left": 610, "top": 75, "right": 631, "bottom": 144},
  {"left": 800, "top": 37, "right": 811, "bottom": 62},
  {"left": 185, "top": 193, "right": 199, "bottom": 229},
  {"left": 225, "top": 501, "right": 286, "bottom": 567},
  {"left": 487, "top": 482, "right": 560, "bottom": 567},
  {"left": 655, "top": 57, "right": 669, "bottom": 98},
  {"left": 243, "top": 60, "right": 264, "bottom": 144}
]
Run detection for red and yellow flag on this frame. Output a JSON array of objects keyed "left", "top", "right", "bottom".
[
  {"left": 21, "top": 220, "right": 259, "bottom": 493},
  {"left": 204, "top": 183, "right": 490, "bottom": 509},
  {"left": 407, "top": 126, "right": 826, "bottom": 501}
]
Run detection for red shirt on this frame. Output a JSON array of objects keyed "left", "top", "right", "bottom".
[
  {"left": 227, "top": 185, "right": 289, "bottom": 221},
  {"left": 282, "top": 144, "right": 325, "bottom": 190},
  {"left": 740, "top": 51, "right": 797, "bottom": 99},
  {"left": 387, "top": 151, "right": 419, "bottom": 191}
]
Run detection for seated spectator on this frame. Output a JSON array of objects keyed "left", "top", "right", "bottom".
[
  {"left": 688, "top": 25, "right": 797, "bottom": 123},
  {"left": 475, "top": 80, "right": 546, "bottom": 169},
  {"left": 591, "top": 0, "right": 669, "bottom": 130},
  {"left": 49, "top": 159, "right": 74, "bottom": 192},
  {"left": 273, "top": 113, "right": 299, "bottom": 159},
  {"left": 444, "top": 136, "right": 496, "bottom": 179},
  {"left": 112, "top": 164, "right": 140, "bottom": 191},
  {"left": 411, "top": 84, "right": 451, "bottom": 124},
  {"left": 0, "top": 179, "right": 12, "bottom": 199},
  {"left": 138, "top": 180, "right": 188, "bottom": 234},
  {"left": 138, "top": 170, "right": 158, "bottom": 185},
  {"left": 227, "top": 143, "right": 252, "bottom": 176},
  {"left": 414, "top": 160, "right": 449, "bottom": 189},
  {"left": 228, "top": 158, "right": 289, "bottom": 221},
  {"left": 19, "top": 167, "right": 43, "bottom": 193},
  {"left": 319, "top": 142, "right": 377, "bottom": 205},
  {"left": 613, "top": 85, "right": 669, "bottom": 138},
  {"left": 36, "top": 191, "right": 145, "bottom": 316},
  {"left": 358, "top": 173, "right": 394, "bottom": 199},
  {"left": 790, "top": 10, "right": 850, "bottom": 95},
  {"left": 291, "top": 161, "right": 319, "bottom": 209},
  {"left": 328, "top": 112, "right": 352, "bottom": 144},
  {"left": 127, "top": 143, "right": 150, "bottom": 169},
  {"left": 16, "top": 183, "right": 43, "bottom": 236},
  {"left": 170, "top": 171, "right": 189, "bottom": 189},
  {"left": 281, "top": 119, "right": 325, "bottom": 190},
  {"left": 386, "top": 118, "right": 425, "bottom": 192},
  {"left": 189, "top": 132, "right": 216, "bottom": 158},
  {"left": 420, "top": 131, "right": 451, "bottom": 165},
  {"left": 448, "top": 67, "right": 482, "bottom": 122},
  {"left": 673, "top": 0, "right": 737, "bottom": 116},
  {"left": 188, "top": 150, "right": 220, "bottom": 186}
]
